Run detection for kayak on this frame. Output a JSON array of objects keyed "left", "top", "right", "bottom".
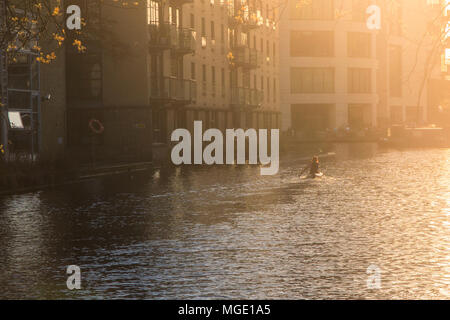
[{"left": 310, "top": 172, "right": 323, "bottom": 179}]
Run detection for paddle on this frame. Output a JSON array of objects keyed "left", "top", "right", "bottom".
[{"left": 299, "top": 166, "right": 309, "bottom": 177}]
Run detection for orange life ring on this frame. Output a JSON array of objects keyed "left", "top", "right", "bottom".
[{"left": 89, "top": 118, "right": 104, "bottom": 134}]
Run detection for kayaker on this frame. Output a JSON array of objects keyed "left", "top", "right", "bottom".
[
  {"left": 300, "top": 156, "right": 320, "bottom": 177},
  {"left": 309, "top": 156, "right": 320, "bottom": 176}
]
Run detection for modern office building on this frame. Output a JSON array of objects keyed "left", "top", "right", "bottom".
[{"left": 279, "top": 0, "right": 448, "bottom": 139}]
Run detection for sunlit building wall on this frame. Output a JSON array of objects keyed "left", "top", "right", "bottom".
[
  {"left": 279, "top": 0, "right": 448, "bottom": 136},
  {"left": 148, "top": 0, "right": 281, "bottom": 144},
  {"left": 64, "top": 0, "right": 281, "bottom": 164},
  {"left": 279, "top": 0, "right": 379, "bottom": 136}
]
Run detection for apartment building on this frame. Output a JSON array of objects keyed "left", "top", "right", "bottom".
[
  {"left": 279, "top": 0, "right": 448, "bottom": 139},
  {"left": 147, "top": 0, "right": 281, "bottom": 142},
  {"left": 62, "top": 0, "right": 281, "bottom": 164}
]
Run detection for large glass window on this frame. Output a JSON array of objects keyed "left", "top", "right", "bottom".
[
  {"left": 348, "top": 68, "right": 371, "bottom": 93},
  {"left": 147, "top": 0, "right": 159, "bottom": 25},
  {"left": 290, "top": 68, "right": 335, "bottom": 93},
  {"left": 66, "top": 46, "right": 103, "bottom": 101}
]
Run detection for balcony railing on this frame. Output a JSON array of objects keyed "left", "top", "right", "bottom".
[
  {"left": 176, "top": 28, "right": 196, "bottom": 55},
  {"left": 231, "top": 46, "right": 260, "bottom": 69},
  {"left": 231, "top": 87, "right": 263, "bottom": 109},
  {"left": 150, "top": 76, "right": 197, "bottom": 104},
  {"left": 148, "top": 23, "right": 196, "bottom": 55}
]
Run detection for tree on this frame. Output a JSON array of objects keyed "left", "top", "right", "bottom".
[{"left": 0, "top": 0, "right": 149, "bottom": 158}]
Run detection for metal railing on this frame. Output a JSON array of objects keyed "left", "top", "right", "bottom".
[
  {"left": 232, "top": 46, "right": 260, "bottom": 69},
  {"left": 231, "top": 87, "right": 263, "bottom": 108},
  {"left": 150, "top": 76, "right": 197, "bottom": 103},
  {"left": 148, "top": 23, "right": 195, "bottom": 54}
]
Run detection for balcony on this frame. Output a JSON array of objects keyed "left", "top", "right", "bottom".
[
  {"left": 175, "top": 28, "right": 196, "bottom": 55},
  {"left": 149, "top": 76, "right": 197, "bottom": 105},
  {"left": 231, "top": 46, "right": 260, "bottom": 69},
  {"left": 227, "top": 3, "right": 260, "bottom": 30},
  {"left": 231, "top": 87, "right": 263, "bottom": 109},
  {"left": 148, "top": 23, "right": 195, "bottom": 55}
]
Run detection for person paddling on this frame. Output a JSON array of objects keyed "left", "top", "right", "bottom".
[{"left": 300, "top": 156, "right": 321, "bottom": 177}]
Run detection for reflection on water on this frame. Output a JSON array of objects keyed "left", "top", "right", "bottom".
[{"left": 0, "top": 144, "right": 449, "bottom": 299}]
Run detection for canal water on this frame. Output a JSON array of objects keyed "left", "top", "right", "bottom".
[{"left": 0, "top": 143, "right": 449, "bottom": 299}]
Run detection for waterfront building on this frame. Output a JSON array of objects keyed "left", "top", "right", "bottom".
[
  {"left": 279, "top": 0, "right": 449, "bottom": 139},
  {"left": 66, "top": 0, "right": 281, "bottom": 164},
  {"left": 1, "top": 0, "right": 281, "bottom": 164}
]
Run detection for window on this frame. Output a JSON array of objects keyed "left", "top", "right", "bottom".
[
  {"left": 191, "top": 62, "right": 196, "bottom": 80},
  {"left": 168, "top": 7, "right": 179, "bottom": 27},
  {"left": 390, "top": 106, "right": 403, "bottom": 124},
  {"left": 240, "top": 32, "right": 248, "bottom": 47},
  {"left": 273, "top": 42, "right": 276, "bottom": 65},
  {"left": 212, "top": 66, "right": 216, "bottom": 96},
  {"left": 348, "top": 32, "right": 371, "bottom": 58},
  {"left": 201, "top": 18, "right": 206, "bottom": 36},
  {"left": 66, "top": 49, "right": 103, "bottom": 101},
  {"left": 290, "top": 0, "right": 334, "bottom": 20},
  {"left": 202, "top": 64, "right": 207, "bottom": 96},
  {"left": 390, "top": 45, "right": 402, "bottom": 97},
  {"left": 290, "top": 68, "right": 335, "bottom": 93},
  {"left": 190, "top": 13, "right": 195, "bottom": 28},
  {"left": 147, "top": 0, "right": 159, "bottom": 25},
  {"left": 170, "top": 57, "right": 178, "bottom": 77},
  {"left": 8, "top": 111, "right": 24, "bottom": 129},
  {"left": 273, "top": 78, "right": 276, "bottom": 102},
  {"left": 243, "top": 71, "right": 250, "bottom": 88},
  {"left": 348, "top": 68, "right": 371, "bottom": 93},
  {"left": 290, "top": 31, "right": 334, "bottom": 57},
  {"left": 211, "top": 21, "right": 215, "bottom": 40},
  {"left": 221, "top": 68, "right": 225, "bottom": 97}
]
